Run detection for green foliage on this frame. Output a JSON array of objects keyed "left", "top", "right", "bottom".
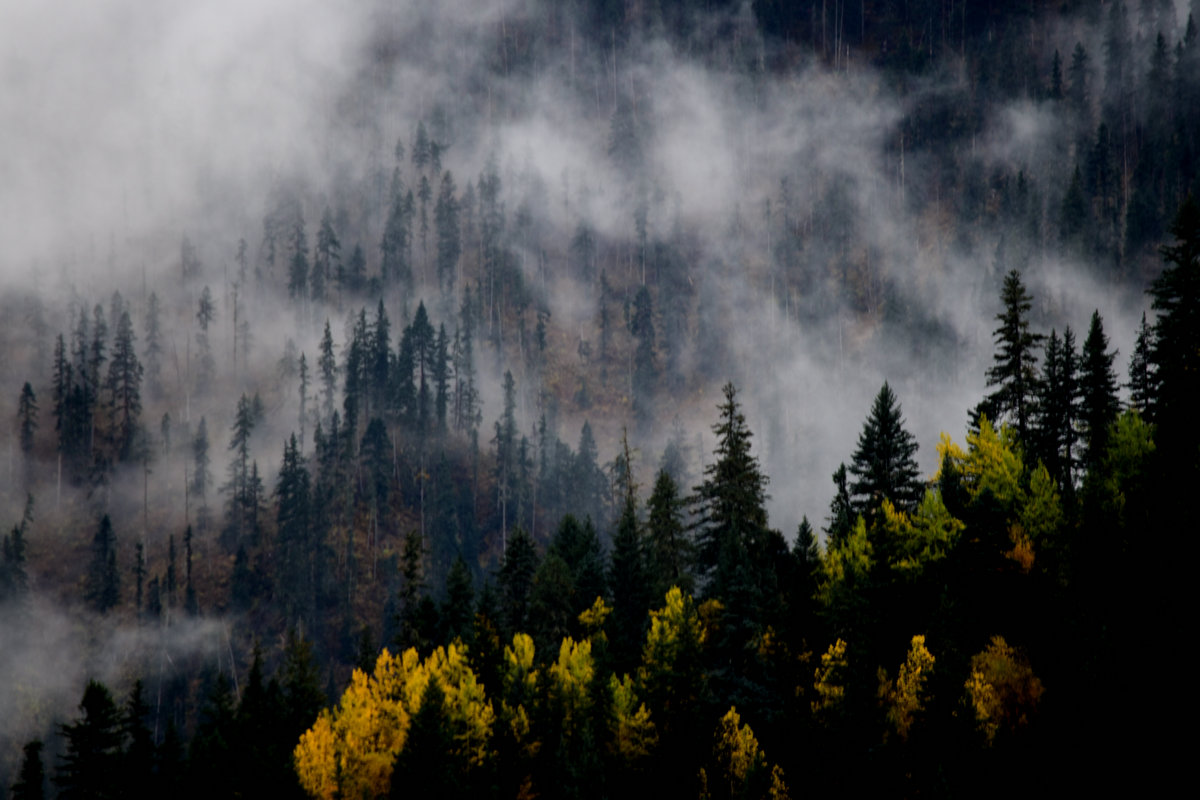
[
  {"left": 984, "top": 270, "right": 1044, "bottom": 442},
  {"left": 848, "top": 382, "right": 923, "bottom": 519},
  {"left": 85, "top": 514, "right": 120, "bottom": 613},
  {"left": 55, "top": 681, "right": 123, "bottom": 800}
]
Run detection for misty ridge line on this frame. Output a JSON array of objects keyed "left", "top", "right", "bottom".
[
  {"left": 0, "top": 0, "right": 1182, "bottom": 539},
  {"left": 0, "top": 1, "right": 1193, "bottom": 782}
]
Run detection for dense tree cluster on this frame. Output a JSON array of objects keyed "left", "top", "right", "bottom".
[{"left": 3, "top": 1, "right": 1196, "bottom": 795}]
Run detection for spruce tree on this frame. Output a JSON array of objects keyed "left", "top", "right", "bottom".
[
  {"left": 848, "top": 382, "right": 922, "bottom": 519},
  {"left": 18, "top": 381, "right": 37, "bottom": 457},
  {"left": 1078, "top": 310, "right": 1119, "bottom": 475},
  {"left": 692, "top": 382, "right": 770, "bottom": 603},
  {"left": 86, "top": 515, "right": 120, "bottom": 613},
  {"left": 1149, "top": 196, "right": 1200, "bottom": 467},
  {"left": 646, "top": 468, "right": 692, "bottom": 598},
  {"left": 1127, "top": 311, "right": 1155, "bottom": 415},
  {"left": 1033, "top": 328, "right": 1079, "bottom": 487},
  {"left": 55, "top": 681, "right": 123, "bottom": 800},
  {"left": 11, "top": 739, "right": 46, "bottom": 800},
  {"left": 985, "top": 270, "right": 1044, "bottom": 442}
]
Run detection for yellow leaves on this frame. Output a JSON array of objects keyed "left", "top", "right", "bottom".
[
  {"left": 578, "top": 595, "right": 611, "bottom": 635},
  {"left": 294, "top": 713, "right": 337, "bottom": 800},
  {"left": 501, "top": 633, "right": 540, "bottom": 760},
  {"left": 714, "top": 707, "right": 764, "bottom": 790},
  {"left": 812, "top": 638, "right": 848, "bottom": 721},
  {"left": 607, "top": 673, "right": 657, "bottom": 764},
  {"left": 1005, "top": 524, "right": 1035, "bottom": 573},
  {"left": 549, "top": 637, "right": 594, "bottom": 726},
  {"left": 293, "top": 645, "right": 494, "bottom": 799},
  {"left": 963, "top": 417, "right": 1024, "bottom": 508},
  {"left": 964, "top": 635, "right": 1045, "bottom": 746},
  {"left": 642, "top": 586, "right": 705, "bottom": 672},
  {"left": 711, "top": 707, "right": 790, "bottom": 800},
  {"left": 881, "top": 635, "right": 935, "bottom": 743},
  {"left": 816, "top": 516, "right": 872, "bottom": 608}
]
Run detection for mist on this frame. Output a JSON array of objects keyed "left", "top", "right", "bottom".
[{"left": 0, "top": 0, "right": 1183, "bottom": 776}]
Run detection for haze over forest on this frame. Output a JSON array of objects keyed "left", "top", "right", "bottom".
[{"left": 1, "top": 0, "right": 1196, "bottom": 796}]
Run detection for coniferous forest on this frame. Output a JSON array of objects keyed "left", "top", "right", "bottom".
[{"left": 2, "top": 1, "right": 1197, "bottom": 796}]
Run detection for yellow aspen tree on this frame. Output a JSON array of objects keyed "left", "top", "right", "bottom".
[
  {"left": 882, "top": 634, "right": 935, "bottom": 742},
  {"left": 964, "top": 635, "right": 1045, "bottom": 746}
]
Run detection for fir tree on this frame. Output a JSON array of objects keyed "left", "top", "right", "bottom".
[
  {"left": 86, "top": 515, "right": 120, "bottom": 613},
  {"left": 1127, "top": 311, "right": 1155, "bottom": 414},
  {"left": 55, "top": 681, "right": 123, "bottom": 800},
  {"left": 1078, "top": 311, "right": 1120, "bottom": 475},
  {"left": 984, "top": 270, "right": 1044, "bottom": 442},
  {"left": 848, "top": 382, "right": 922, "bottom": 521},
  {"left": 11, "top": 739, "right": 45, "bottom": 800}
]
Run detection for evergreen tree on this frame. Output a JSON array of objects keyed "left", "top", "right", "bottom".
[
  {"left": 493, "top": 371, "right": 519, "bottom": 543},
  {"left": 121, "top": 680, "right": 155, "bottom": 798},
  {"left": 645, "top": 468, "right": 693, "bottom": 598},
  {"left": 276, "top": 434, "right": 315, "bottom": 628},
  {"left": 382, "top": 168, "right": 415, "bottom": 297},
  {"left": 314, "top": 207, "right": 341, "bottom": 306},
  {"left": 318, "top": 319, "right": 338, "bottom": 423},
  {"left": 288, "top": 219, "right": 309, "bottom": 303},
  {"left": 1149, "top": 196, "right": 1200, "bottom": 465},
  {"left": 222, "top": 394, "right": 257, "bottom": 548},
  {"left": 435, "top": 170, "right": 461, "bottom": 297},
  {"left": 629, "top": 284, "right": 657, "bottom": 430},
  {"left": 848, "top": 382, "right": 923, "bottom": 520},
  {"left": 691, "top": 382, "right": 770, "bottom": 603},
  {"left": 55, "top": 680, "right": 123, "bottom": 800},
  {"left": 1127, "top": 311, "right": 1155, "bottom": 414},
  {"left": 1034, "top": 328, "right": 1079, "bottom": 487},
  {"left": 105, "top": 310, "right": 142, "bottom": 461},
  {"left": 826, "top": 463, "right": 854, "bottom": 547},
  {"left": 18, "top": 381, "right": 37, "bottom": 458},
  {"left": 1079, "top": 310, "right": 1120, "bottom": 475},
  {"left": 86, "top": 514, "right": 120, "bottom": 613},
  {"left": 610, "top": 484, "right": 650, "bottom": 672},
  {"left": 11, "top": 739, "right": 45, "bottom": 800},
  {"left": 984, "top": 270, "right": 1044, "bottom": 442},
  {"left": 499, "top": 526, "right": 539, "bottom": 637},
  {"left": 192, "top": 417, "right": 211, "bottom": 529},
  {"left": 195, "top": 287, "right": 216, "bottom": 390}
]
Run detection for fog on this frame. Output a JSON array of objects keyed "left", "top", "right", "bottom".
[{"left": 0, "top": 0, "right": 1178, "bottom": 771}]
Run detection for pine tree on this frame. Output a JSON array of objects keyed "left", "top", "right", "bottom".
[
  {"left": 288, "top": 219, "right": 309, "bottom": 304},
  {"left": 985, "top": 270, "right": 1044, "bottom": 442},
  {"left": 191, "top": 417, "right": 211, "bottom": 529},
  {"left": 11, "top": 739, "right": 46, "bottom": 800},
  {"left": 499, "top": 526, "right": 539, "bottom": 637},
  {"left": 314, "top": 208, "right": 340, "bottom": 306},
  {"left": 826, "top": 463, "right": 854, "bottom": 547},
  {"left": 142, "top": 292, "right": 163, "bottom": 401},
  {"left": 1128, "top": 311, "right": 1155, "bottom": 415},
  {"left": 1149, "top": 196, "right": 1200, "bottom": 466},
  {"left": 276, "top": 433, "right": 314, "bottom": 628},
  {"left": 691, "top": 382, "right": 770, "bottom": 603},
  {"left": 86, "top": 515, "right": 120, "bottom": 613},
  {"left": 629, "top": 285, "right": 656, "bottom": 431},
  {"left": 646, "top": 468, "right": 692, "bottom": 598},
  {"left": 1033, "top": 328, "right": 1079, "bottom": 487},
  {"left": 610, "top": 438, "right": 649, "bottom": 672},
  {"left": 55, "top": 681, "right": 123, "bottom": 800},
  {"left": 18, "top": 381, "right": 37, "bottom": 458},
  {"left": 848, "top": 382, "right": 922, "bottom": 520},
  {"left": 1078, "top": 310, "right": 1120, "bottom": 475},
  {"left": 318, "top": 319, "right": 337, "bottom": 423},
  {"left": 195, "top": 287, "right": 216, "bottom": 391},
  {"left": 435, "top": 170, "right": 461, "bottom": 297}
]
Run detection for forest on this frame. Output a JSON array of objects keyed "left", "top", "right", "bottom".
[{"left": 1, "top": 0, "right": 1196, "bottom": 796}]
